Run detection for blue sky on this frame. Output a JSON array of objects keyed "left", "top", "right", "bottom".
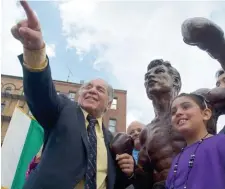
[
  {"left": 2, "top": 0, "right": 225, "bottom": 129},
  {"left": 26, "top": 1, "right": 118, "bottom": 87}
]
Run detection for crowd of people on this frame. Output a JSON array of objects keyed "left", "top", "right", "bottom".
[{"left": 11, "top": 1, "right": 225, "bottom": 189}]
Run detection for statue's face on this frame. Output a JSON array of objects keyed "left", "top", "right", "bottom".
[{"left": 144, "top": 65, "right": 174, "bottom": 99}]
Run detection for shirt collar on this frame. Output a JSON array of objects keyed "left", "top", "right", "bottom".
[{"left": 81, "top": 108, "right": 103, "bottom": 128}]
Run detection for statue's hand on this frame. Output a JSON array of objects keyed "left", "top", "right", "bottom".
[
  {"left": 181, "top": 17, "right": 225, "bottom": 68},
  {"left": 181, "top": 17, "right": 224, "bottom": 48}
]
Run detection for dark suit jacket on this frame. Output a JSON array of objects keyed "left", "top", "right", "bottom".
[{"left": 19, "top": 54, "right": 132, "bottom": 189}]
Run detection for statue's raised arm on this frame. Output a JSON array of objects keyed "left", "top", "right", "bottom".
[{"left": 181, "top": 17, "right": 225, "bottom": 70}]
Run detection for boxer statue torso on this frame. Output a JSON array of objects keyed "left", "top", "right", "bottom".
[
  {"left": 139, "top": 59, "right": 186, "bottom": 184},
  {"left": 142, "top": 115, "right": 185, "bottom": 182}
]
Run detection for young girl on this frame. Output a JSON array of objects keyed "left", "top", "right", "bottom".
[{"left": 166, "top": 93, "right": 225, "bottom": 189}]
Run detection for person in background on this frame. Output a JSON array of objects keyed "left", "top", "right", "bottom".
[
  {"left": 126, "top": 121, "right": 154, "bottom": 189},
  {"left": 215, "top": 69, "right": 225, "bottom": 134},
  {"left": 193, "top": 69, "right": 225, "bottom": 135},
  {"left": 216, "top": 69, "right": 225, "bottom": 88},
  {"left": 166, "top": 92, "right": 225, "bottom": 189},
  {"left": 127, "top": 121, "right": 144, "bottom": 164}
]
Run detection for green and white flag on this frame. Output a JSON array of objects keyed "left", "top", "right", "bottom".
[{"left": 1, "top": 107, "right": 44, "bottom": 189}]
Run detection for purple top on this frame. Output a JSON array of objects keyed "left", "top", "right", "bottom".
[{"left": 166, "top": 134, "right": 225, "bottom": 189}]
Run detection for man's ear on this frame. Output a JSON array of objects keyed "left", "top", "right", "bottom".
[
  {"left": 107, "top": 100, "right": 113, "bottom": 110},
  {"left": 202, "top": 108, "right": 212, "bottom": 121}
]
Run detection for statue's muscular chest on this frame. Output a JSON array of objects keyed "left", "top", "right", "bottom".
[{"left": 145, "top": 118, "right": 185, "bottom": 157}]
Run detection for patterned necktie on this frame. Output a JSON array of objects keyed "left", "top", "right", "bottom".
[{"left": 85, "top": 114, "right": 98, "bottom": 189}]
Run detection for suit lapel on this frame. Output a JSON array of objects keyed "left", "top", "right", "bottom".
[
  {"left": 102, "top": 126, "right": 111, "bottom": 147},
  {"left": 102, "top": 126, "right": 113, "bottom": 164},
  {"left": 102, "top": 126, "right": 116, "bottom": 189},
  {"left": 76, "top": 106, "right": 89, "bottom": 154}
]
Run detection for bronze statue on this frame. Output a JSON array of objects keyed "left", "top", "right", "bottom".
[
  {"left": 181, "top": 17, "right": 225, "bottom": 70},
  {"left": 110, "top": 132, "right": 134, "bottom": 156},
  {"left": 137, "top": 19, "right": 225, "bottom": 188},
  {"left": 181, "top": 17, "right": 225, "bottom": 133},
  {"left": 138, "top": 59, "right": 186, "bottom": 188},
  {"left": 111, "top": 18, "right": 225, "bottom": 189}
]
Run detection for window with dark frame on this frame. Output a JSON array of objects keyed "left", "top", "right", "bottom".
[
  {"left": 68, "top": 92, "right": 76, "bottom": 101},
  {"left": 1, "top": 102, "right": 6, "bottom": 112},
  {"left": 110, "top": 98, "right": 118, "bottom": 110},
  {"left": 5, "top": 87, "right": 12, "bottom": 94},
  {"left": 108, "top": 119, "right": 117, "bottom": 133}
]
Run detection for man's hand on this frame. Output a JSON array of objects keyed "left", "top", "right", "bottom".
[
  {"left": 11, "top": 1, "right": 44, "bottom": 50},
  {"left": 116, "top": 153, "right": 134, "bottom": 177}
]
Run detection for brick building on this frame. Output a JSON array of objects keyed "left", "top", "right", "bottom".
[{"left": 1, "top": 74, "right": 127, "bottom": 144}]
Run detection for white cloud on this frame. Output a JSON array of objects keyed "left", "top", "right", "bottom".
[
  {"left": 58, "top": 1, "right": 225, "bottom": 131},
  {"left": 46, "top": 44, "right": 56, "bottom": 57},
  {"left": 2, "top": 0, "right": 56, "bottom": 76},
  {"left": 1, "top": 0, "right": 25, "bottom": 76}
]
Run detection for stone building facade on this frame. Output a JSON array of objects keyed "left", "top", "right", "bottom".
[{"left": 1, "top": 74, "right": 127, "bottom": 144}]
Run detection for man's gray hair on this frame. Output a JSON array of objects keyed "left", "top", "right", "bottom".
[
  {"left": 106, "top": 83, "right": 114, "bottom": 101},
  {"left": 78, "top": 79, "right": 114, "bottom": 102}
]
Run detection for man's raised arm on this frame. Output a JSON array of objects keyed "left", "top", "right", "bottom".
[{"left": 12, "top": 1, "right": 62, "bottom": 129}]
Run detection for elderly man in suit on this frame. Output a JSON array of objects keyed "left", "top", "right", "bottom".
[{"left": 11, "top": 1, "right": 134, "bottom": 189}]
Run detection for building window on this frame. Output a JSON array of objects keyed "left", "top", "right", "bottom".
[
  {"left": 108, "top": 119, "right": 117, "bottom": 133},
  {"left": 68, "top": 92, "right": 76, "bottom": 101},
  {"left": 111, "top": 98, "right": 118, "bottom": 110},
  {"left": 1, "top": 102, "right": 6, "bottom": 112},
  {"left": 5, "top": 87, "right": 12, "bottom": 94}
]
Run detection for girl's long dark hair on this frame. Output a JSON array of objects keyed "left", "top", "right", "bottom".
[{"left": 173, "top": 93, "right": 216, "bottom": 134}]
